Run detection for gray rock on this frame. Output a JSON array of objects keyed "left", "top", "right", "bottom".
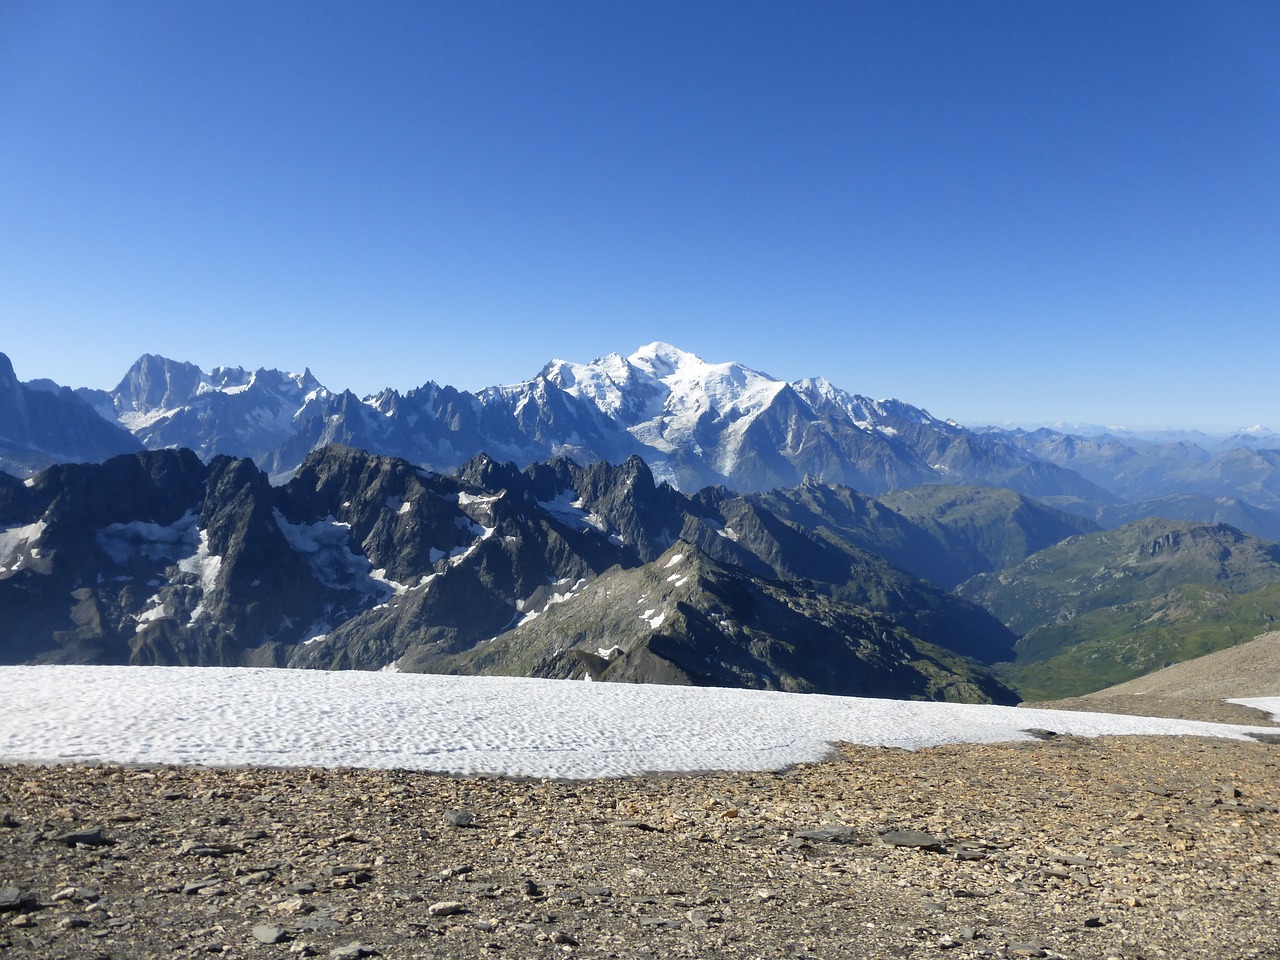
[
  {"left": 879, "top": 829, "right": 945, "bottom": 851},
  {"left": 179, "top": 839, "right": 245, "bottom": 857},
  {"left": 323, "top": 865, "right": 372, "bottom": 884},
  {"left": 0, "top": 887, "right": 23, "bottom": 911},
  {"left": 52, "top": 826, "right": 113, "bottom": 847},
  {"left": 427, "top": 901, "right": 466, "bottom": 917},
  {"left": 51, "top": 886, "right": 98, "bottom": 902},
  {"left": 181, "top": 876, "right": 222, "bottom": 895},
  {"left": 329, "top": 945, "right": 379, "bottom": 960},
  {"left": 444, "top": 809, "right": 476, "bottom": 828},
  {"left": 252, "top": 924, "right": 289, "bottom": 944}
]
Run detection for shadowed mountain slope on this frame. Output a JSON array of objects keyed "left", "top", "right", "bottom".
[{"left": 0, "top": 446, "right": 1023, "bottom": 703}]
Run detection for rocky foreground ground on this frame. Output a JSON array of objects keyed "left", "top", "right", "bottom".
[{"left": 3, "top": 709, "right": 1279, "bottom": 960}]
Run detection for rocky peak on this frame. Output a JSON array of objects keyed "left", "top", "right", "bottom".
[
  {"left": 114, "top": 354, "right": 206, "bottom": 414},
  {"left": 0, "top": 353, "right": 29, "bottom": 443}
]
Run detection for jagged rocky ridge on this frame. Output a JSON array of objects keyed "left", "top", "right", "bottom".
[
  {"left": 7, "top": 345, "right": 1279, "bottom": 533},
  {"left": 0, "top": 445, "right": 1081, "bottom": 703}
]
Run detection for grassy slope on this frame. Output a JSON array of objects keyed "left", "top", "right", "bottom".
[
  {"left": 957, "top": 519, "right": 1280, "bottom": 700},
  {"left": 995, "top": 580, "right": 1280, "bottom": 700}
]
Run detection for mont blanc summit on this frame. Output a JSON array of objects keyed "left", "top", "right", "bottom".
[{"left": 1, "top": 345, "right": 1278, "bottom": 518}]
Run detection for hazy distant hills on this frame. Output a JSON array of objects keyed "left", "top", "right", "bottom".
[
  {"left": 0, "top": 353, "right": 142, "bottom": 475},
  {"left": 997, "top": 427, "right": 1280, "bottom": 514},
  {"left": 3, "top": 343, "right": 1277, "bottom": 541}
]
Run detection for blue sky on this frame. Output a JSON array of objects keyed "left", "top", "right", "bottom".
[{"left": 2, "top": 1, "right": 1277, "bottom": 430}]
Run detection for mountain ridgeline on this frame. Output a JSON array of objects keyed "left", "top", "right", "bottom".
[
  {"left": 3, "top": 342, "right": 1280, "bottom": 702},
  {"left": 3, "top": 345, "right": 1279, "bottom": 540},
  {"left": 958, "top": 519, "right": 1280, "bottom": 699},
  {"left": 0, "top": 444, "right": 1130, "bottom": 703}
]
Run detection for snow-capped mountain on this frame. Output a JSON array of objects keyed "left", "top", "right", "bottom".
[
  {"left": 59, "top": 342, "right": 1039, "bottom": 494},
  {"left": 1, "top": 345, "right": 1278, "bottom": 522},
  {"left": 76, "top": 354, "right": 333, "bottom": 463},
  {"left": 503, "top": 342, "right": 1079, "bottom": 494},
  {"left": 537, "top": 342, "right": 929, "bottom": 489}
]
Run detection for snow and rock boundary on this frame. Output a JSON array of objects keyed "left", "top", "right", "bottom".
[{"left": 2, "top": 665, "right": 1277, "bottom": 780}]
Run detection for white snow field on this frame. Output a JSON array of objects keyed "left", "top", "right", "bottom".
[{"left": 0, "top": 666, "right": 1276, "bottom": 780}]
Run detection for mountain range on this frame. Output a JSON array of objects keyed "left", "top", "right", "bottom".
[
  {"left": 2, "top": 444, "right": 1068, "bottom": 702},
  {"left": 5, "top": 441, "right": 1280, "bottom": 702},
  {"left": 4, "top": 344, "right": 1278, "bottom": 538},
  {"left": 958, "top": 519, "right": 1280, "bottom": 699},
  {"left": 3, "top": 342, "right": 1280, "bottom": 702}
]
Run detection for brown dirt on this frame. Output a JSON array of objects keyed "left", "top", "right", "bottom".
[{"left": 3, "top": 733, "right": 1279, "bottom": 959}]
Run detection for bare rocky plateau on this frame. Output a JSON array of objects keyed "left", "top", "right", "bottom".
[{"left": 3, "top": 718, "right": 1279, "bottom": 960}]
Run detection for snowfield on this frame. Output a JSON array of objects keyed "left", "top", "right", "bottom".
[{"left": 0, "top": 666, "right": 1276, "bottom": 780}]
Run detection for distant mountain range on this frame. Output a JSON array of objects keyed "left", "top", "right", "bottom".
[
  {"left": 3, "top": 345, "right": 1278, "bottom": 536},
  {"left": 4, "top": 343, "right": 1280, "bottom": 702}
]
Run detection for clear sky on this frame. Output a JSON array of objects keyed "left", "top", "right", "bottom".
[{"left": 2, "top": 1, "right": 1277, "bottom": 431}]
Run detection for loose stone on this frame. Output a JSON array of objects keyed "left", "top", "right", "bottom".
[
  {"left": 880, "top": 829, "right": 946, "bottom": 850},
  {"left": 427, "top": 901, "right": 466, "bottom": 917},
  {"left": 253, "top": 924, "right": 290, "bottom": 944},
  {"left": 444, "top": 810, "right": 476, "bottom": 828},
  {"left": 328, "top": 944, "right": 379, "bottom": 959}
]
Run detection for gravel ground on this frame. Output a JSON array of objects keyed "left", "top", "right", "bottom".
[{"left": 3, "top": 731, "right": 1279, "bottom": 960}]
